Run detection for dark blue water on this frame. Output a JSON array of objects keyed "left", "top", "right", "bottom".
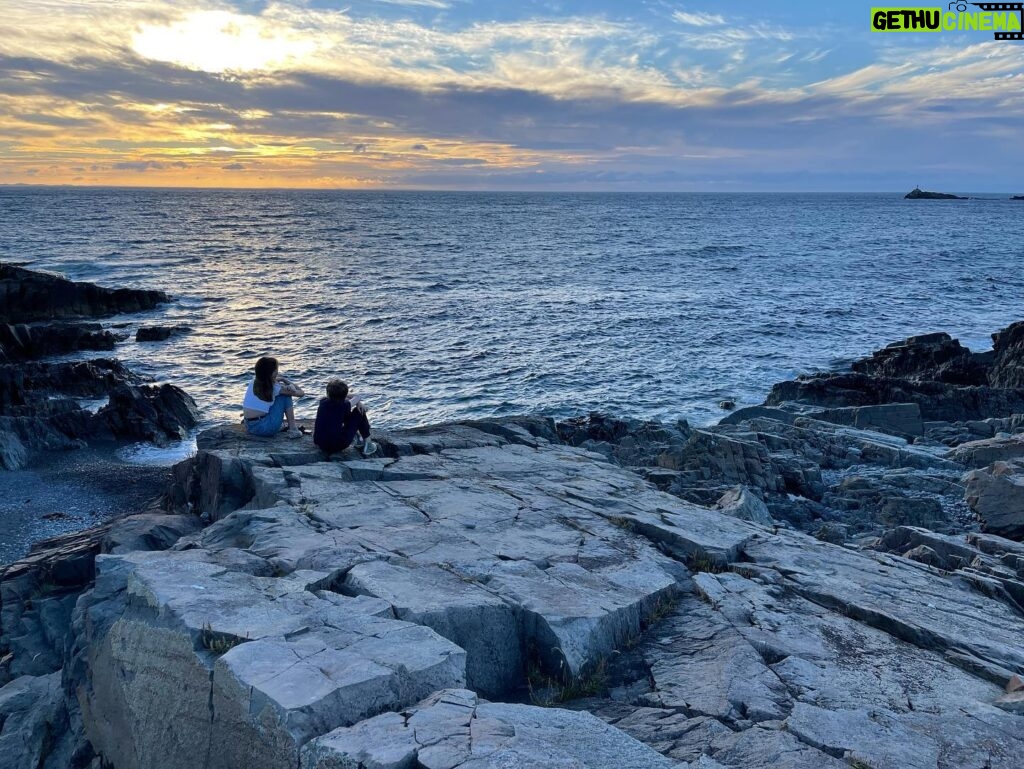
[{"left": 2, "top": 189, "right": 1022, "bottom": 435}]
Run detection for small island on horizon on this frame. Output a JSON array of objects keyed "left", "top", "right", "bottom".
[{"left": 905, "top": 187, "right": 967, "bottom": 200}]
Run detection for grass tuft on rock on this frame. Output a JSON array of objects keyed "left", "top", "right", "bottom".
[
  {"left": 527, "top": 657, "right": 609, "bottom": 707},
  {"left": 200, "top": 622, "right": 247, "bottom": 656}
]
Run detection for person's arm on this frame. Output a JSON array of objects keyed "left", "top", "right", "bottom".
[{"left": 278, "top": 376, "right": 305, "bottom": 397}]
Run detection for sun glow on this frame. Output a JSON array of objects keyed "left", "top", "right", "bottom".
[{"left": 132, "top": 10, "right": 318, "bottom": 73}]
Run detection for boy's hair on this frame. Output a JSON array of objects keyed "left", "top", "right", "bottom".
[{"left": 326, "top": 378, "right": 349, "bottom": 401}]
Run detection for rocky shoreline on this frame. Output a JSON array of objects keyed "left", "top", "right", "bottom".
[
  {"left": 3, "top": 318, "right": 1024, "bottom": 767},
  {"left": 0, "top": 263, "right": 198, "bottom": 472}
]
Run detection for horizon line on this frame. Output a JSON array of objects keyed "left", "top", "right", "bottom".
[{"left": 2, "top": 183, "right": 1022, "bottom": 195}]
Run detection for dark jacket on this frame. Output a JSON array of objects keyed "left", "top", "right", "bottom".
[{"left": 313, "top": 398, "right": 356, "bottom": 453}]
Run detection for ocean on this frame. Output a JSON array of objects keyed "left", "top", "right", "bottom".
[{"left": 3, "top": 188, "right": 1023, "bottom": 438}]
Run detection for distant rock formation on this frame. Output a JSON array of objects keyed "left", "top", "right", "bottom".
[
  {"left": 904, "top": 187, "right": 967, "bottom": 200},
  {"left": 1012, "top": 195, "right": 1024, "bottom": 201}
]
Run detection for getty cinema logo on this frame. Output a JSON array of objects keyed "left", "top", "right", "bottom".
[{"left": 872, "top": 3, "right": 1023, "bottom": 38}]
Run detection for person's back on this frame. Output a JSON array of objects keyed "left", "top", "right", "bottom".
[
  {"left": 313, "top": 397, "right": 350, "bottom": 453},
  {"left": 313, "top": 378, "right": 377, "bottom": 456}
]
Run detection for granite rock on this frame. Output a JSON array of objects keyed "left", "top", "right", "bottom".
[
  {"left": 963, "top": 460, "right": 1024, "bottom": 539},
  {"left": 301, "top": 689, "right": 683, "bottom": 769}
]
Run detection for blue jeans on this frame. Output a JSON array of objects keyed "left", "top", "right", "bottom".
[{"left": 245, "top": 395, "right": 292, "bottom": 437}]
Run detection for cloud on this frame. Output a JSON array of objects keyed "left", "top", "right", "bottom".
[
  {"left": 132, "top": 9, "right": 319, "bottom": 74},
  {"left": 375, "top": 0, "right": 450, "bottom": 7},
  {"left": 112, "top": 160, "right": 164, "bottom": 171},
  {"left": 672, "top": 11, "right": 726, "bottom": 27},
  {"left": 1, "top": 2, "right": 1021, "bottom": 189}
]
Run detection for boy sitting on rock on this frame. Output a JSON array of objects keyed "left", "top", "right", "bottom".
[{"left": 312, "top": 378, "right": 378, "bottom": 456}]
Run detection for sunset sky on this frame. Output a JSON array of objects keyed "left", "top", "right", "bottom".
[{"left": 2, "top": 1, "right": 1022, "bottom": 190}]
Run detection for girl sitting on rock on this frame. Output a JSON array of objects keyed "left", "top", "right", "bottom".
[
  {"left": 242, "top": 356, "right": 305, "bottom": 438},
  {"left": 313, "top": 378, "right": 378, "bottom": 456}
]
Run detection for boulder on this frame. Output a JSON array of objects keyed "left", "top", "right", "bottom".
[
  {"left": 0, "top": 429, "right": 28, "bottom": 470},
  {"left": 713, "top": 486, "right": 774, "bottom": 526},
  {"left": 0, "top": 672, "right": 77, "bottom": 769},
  {"left": 0, "top": 358, "right": 161, "bottom": 469},
  {"left": 658, "top": 430, "right": 786, "bottom": 493},
  {"left": 1, "top": 521, "right": 118, "bottom": 681},
  {"left": 963, "top": 461, "right": 1024, "bottom": 539},
  {"left": 102, "top": 513, "right": 202, "bottom": 554},
  {"left": 343, "top": 559, "right": 522, "bottom": 697},
  {"left": 97, "top": 383, "right": 198, "bottom": 443},
  {"left": 767, "top": 372, "right": 1024, "bottom": 422},
  {"left": 810, "top": 403, "right": 924, "bottom": 437},
  {"left": 557, "top": 412, "right": 691, "bottom": 468},
  {"left": 135, "top": 325, "right": 191, "bottom": 342},
  {"left": 995, "top": 691, "right": 1024, "bottom": 715},
  {"left": 949, "top": 435, "right": 1024, "bottom": 468},
  {"left": 718, "top": 405, "right": 797, "bottom": 426}
]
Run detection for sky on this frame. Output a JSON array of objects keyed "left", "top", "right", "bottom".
[{"left": 1, "top": 1, "right": 1022, "bottom": 190}]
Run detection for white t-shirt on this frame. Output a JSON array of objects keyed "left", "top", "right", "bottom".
[{"left": 243, "top": 380, "right": 282, "bottom": 414}]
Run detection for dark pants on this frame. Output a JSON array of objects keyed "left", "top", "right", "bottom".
[{"left": 318, "top": 408, "right": 371, "bottom": 454}]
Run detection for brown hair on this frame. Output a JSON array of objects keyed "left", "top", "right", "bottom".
[
  {"left": 253, "top": 356, "right": 278, "bottom": 402},
  {"left": 326, "top": 378, "right": 348, "bottom": 402}
]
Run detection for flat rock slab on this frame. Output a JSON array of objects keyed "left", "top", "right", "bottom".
[
  {"left": 301, "top": 688, "right": 684, "bottom": 769},
  {"left": 79, "top": 419, "right": 1024, "bottom": 769},
  {"left": 182, "top": 438, "right": 724, "bottom": 690},
  {"left": 742, "top": 530, "right": 1024, "bottom": 683},
  {"left": 77, "top": 551, "right": 466, "bottom": 769},
  {"left": 948, "top": 435, "right": 1024, "bottom": 468}
]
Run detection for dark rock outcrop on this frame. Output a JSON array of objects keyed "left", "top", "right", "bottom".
[
  {"left": 767, "top": 372, "right": 1024, "bottom": 421},
  {"left": 97, "top": 383, "right": 198, "bottom": 444},
  {"left": 770, "top": 322, "right": 1024, "bottom": 420},
  {"left": 0, "top": 266, "right": 196, "bottom": 469},
  {"left": 0, "top": 322, "right": 119, "bottom": 362},
  {"left": 905, "top": 187, "right": 967, "bottom": 200},
  {"left": 991, "top": 321, "right": 1024, "bottom": 389},
  {"left": 135, "top": 325, "right": 191, "bottom": 342},
  {"left": 0, "top": 263, "right": 167, "bottom": 322},
  {"left": 851, "top": 332, "right": 989, "bottom": 385}
]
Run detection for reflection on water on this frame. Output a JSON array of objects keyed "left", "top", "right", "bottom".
[{"left": 2, "top": 189, "right": 1022, "bottom": 431}]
